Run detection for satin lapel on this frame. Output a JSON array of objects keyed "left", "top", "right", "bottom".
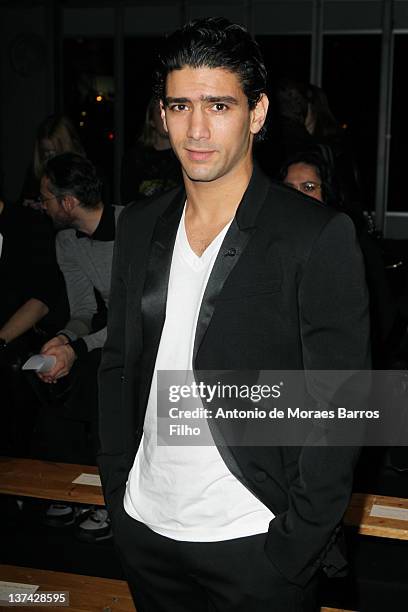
[
  {"left": 193, "top": 165, "right": 271, "bottom": 364},
  {"left": 139, "top": 189, "right": 185, "bottom": 409}
]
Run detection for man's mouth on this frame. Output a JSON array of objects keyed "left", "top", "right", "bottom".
[{"left": 186, "top": 149, "right": 216, "bottom": 161}]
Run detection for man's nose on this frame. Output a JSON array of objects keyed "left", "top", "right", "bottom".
[{"left": 187, "top": 108, "right": 210, "bottom": 140}]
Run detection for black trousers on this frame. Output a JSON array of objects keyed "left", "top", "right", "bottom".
[{"left": 112, "top": 504, "right": 319, "bottom": 612}]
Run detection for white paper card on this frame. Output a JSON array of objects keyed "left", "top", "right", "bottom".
[
  {"left": 22, "top": 355, "right": 56, "bottom": 373},
  {"left": 72, "top": 473, "right": 101, "bottom": 487},
  {"left": 370, "top": 503, "right": 408, "bottom": 521},
  {"left": 0, "top": 581, "right": 39, "bottom": 602}
]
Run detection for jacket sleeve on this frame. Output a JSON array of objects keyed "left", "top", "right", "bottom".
[
  {"left": 266, "top": 213, "right": 371, "bottom": 586},
  {"left": 97, "top": 209, "right": 132, "bottom": 511},
  {"left": 56, "top": 231, "right": 97, "bottom": 339}
]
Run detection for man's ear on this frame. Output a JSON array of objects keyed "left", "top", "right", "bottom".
[
  {"left": 250, "top": 93, "right": 269, "bottom": 135},
  {"left": 160, "top": 100, "right": 169, "bottom": 133},
  {"left": 61, "top": 194, "right": 79, "bottom": 213}
]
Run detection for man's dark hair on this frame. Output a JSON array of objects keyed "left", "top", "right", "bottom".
[
  {"left": 153, "top": 17, "right": 267, "bottom": 110},
  {"left": 43, "top": 152, "right": 102, "bottom": 209}
]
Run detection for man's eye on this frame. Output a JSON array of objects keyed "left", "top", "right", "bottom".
[
  {"left": 170, "top": 104, "right": 188, "bottom": 112},
  {"left": 213, "top": 103, "right": 228, "bottom": 111}
]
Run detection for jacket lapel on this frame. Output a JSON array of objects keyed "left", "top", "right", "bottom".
[
  {"left": 193, "top": 165, "right": 271, "bottom": 365},
  {"left": 139, "top": 188, "right": 185, "bottom": 409}
]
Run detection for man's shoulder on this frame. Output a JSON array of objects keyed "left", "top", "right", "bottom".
[
  {"left": 264, "top": 179, "right": 338, "bottom": 226},
  {"left": 264, "top": 179, "right": 349, "bottom": 236},
  {"left": 55, "top": 227, "right": 76, "bottom": 248},
  {"left": 256, "top": 174, "right": 354, "bottom": 263},
  {"left": 248, "top": 165, "right": 340, "bottom": 233},
  {"left": 118, "top": 186, "right": 184, "bottom": 228}
]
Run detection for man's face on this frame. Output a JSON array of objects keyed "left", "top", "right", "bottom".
[
  {"left": 40, "top": 176, "right": 71, "bottom": 229},
  {"left": 161, "top": 66, "right": 267, "bottom": 184}
]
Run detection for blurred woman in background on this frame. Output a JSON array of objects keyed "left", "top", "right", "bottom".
[
  {"left": 279, "top": 147, "right": 396, "bottom": 368},
  {"left": 22, "top": 115, "right": 86, "bottom": 209}
]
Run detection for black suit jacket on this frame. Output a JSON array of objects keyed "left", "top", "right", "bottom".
[{"left": 98, "top": 165, "right": 370, "bottom": 586}]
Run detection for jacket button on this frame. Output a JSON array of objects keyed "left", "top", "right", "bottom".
[{"left": 254, "top": 471, "right": 267, "bottom": 483}]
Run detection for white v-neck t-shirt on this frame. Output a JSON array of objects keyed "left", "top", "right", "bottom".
[{"left": 124, "top": 208, "right": 274, "bottom": 541}]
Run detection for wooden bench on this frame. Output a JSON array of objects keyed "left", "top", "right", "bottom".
[
  {"left": 0, "top": 564, "right": 134, "bottom": 611},
  {"left": 1, "top": 457, "right": 407, "bottom": 541},
  {"left": 321, "top": 609, "right": 356, "bottom": 612},
  {"left": 344, "top": 492, "right": 408, "bottom": 540},
  {"left": 0, "top": 565, "right": 355, "bottom": 612},
  {"left": 0, "top": 457, "right": 102, "bottom": 506}
]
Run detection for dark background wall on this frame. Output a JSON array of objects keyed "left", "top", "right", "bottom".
[{"left": 1, "top": 0, "right": 408, "bottom": 237}]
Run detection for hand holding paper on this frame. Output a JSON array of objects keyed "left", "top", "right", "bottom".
[{"left": 22, "top": 354, "right": 57, "bottom": 373}]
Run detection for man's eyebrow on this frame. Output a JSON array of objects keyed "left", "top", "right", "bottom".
[
  {"left": 201, "top": 95, "right": 238, "bottom": 105},
  {"left": 164, "top": 95, "right": 239, "bottom": 106},
  {"left": 165, "top": 97, "right": 190, "bottom": 105}
]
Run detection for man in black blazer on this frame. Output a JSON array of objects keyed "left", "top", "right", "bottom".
[{"left": 98, "top": 17, "right": 370, "bottom": 612}]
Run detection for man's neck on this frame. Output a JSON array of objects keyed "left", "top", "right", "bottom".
[
  {"left": 73, "top": 203, "right": 104, "bottom": 236},
  {"left": 184, "top": 159, "right": 253, "bottom": 226}
]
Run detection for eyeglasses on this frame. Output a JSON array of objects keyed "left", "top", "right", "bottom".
[{"left": 284, "top": 181, "right": 322, "bottom": 195}]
